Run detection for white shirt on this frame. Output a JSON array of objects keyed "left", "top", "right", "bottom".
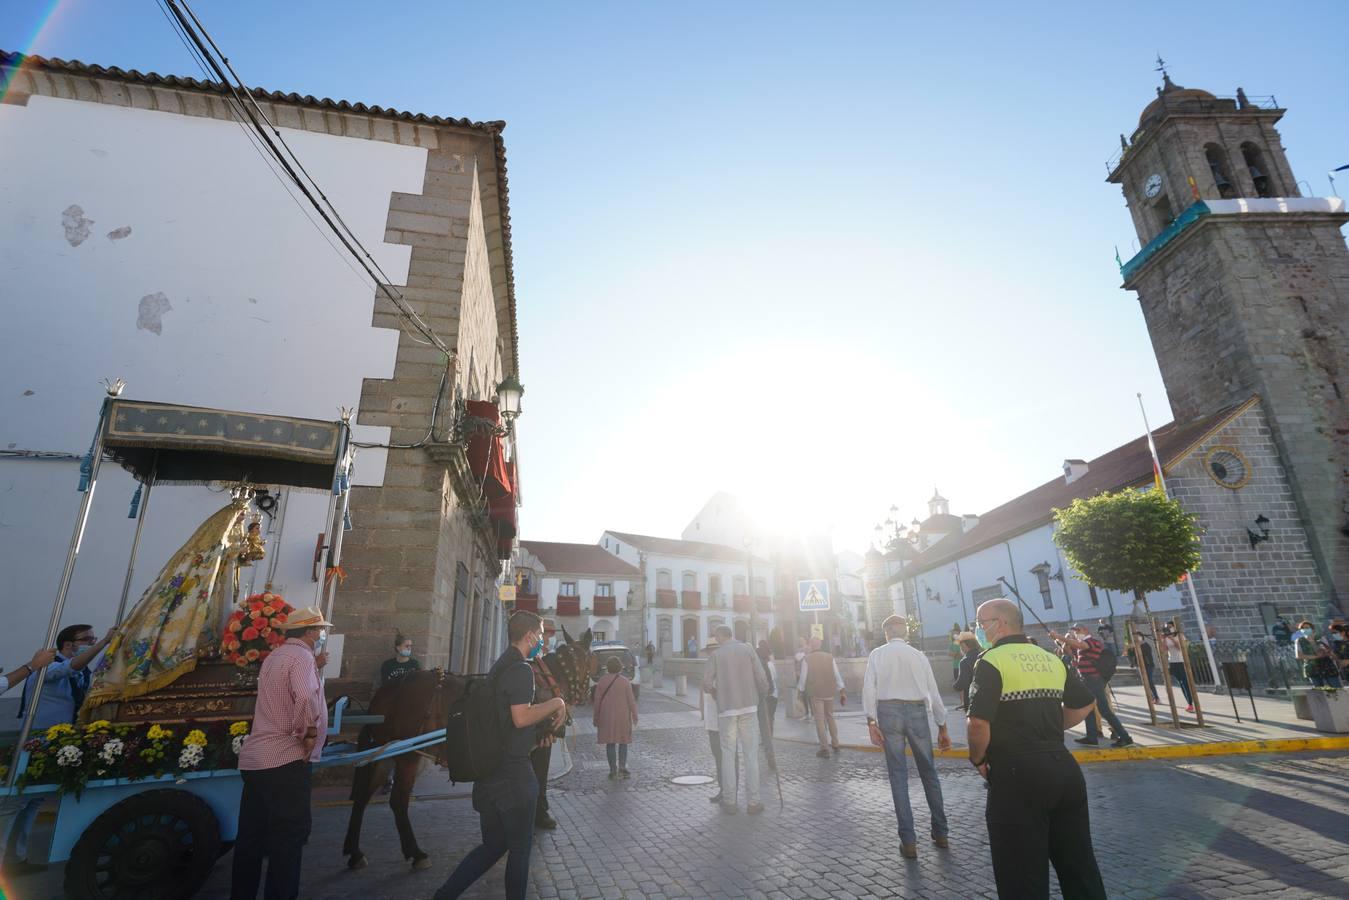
[{"left": 862, "top": 638, "right": 947, "bottom": 728}]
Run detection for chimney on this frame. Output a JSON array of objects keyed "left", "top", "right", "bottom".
[
  {"left": 1063, "top": 459, "right": 1089, "bottom": 485},
  {"left": 961, "top": 514, "right": 980, "bottom": 533}
]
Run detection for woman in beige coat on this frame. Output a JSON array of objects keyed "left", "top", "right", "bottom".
[{"left": 593, "top": 656, "right": 638, "bottom": 778}]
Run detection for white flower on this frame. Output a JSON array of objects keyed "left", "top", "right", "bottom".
[
  {"left": 99, "top": 738, "right": 124, "bottom": 764},
  {"left": 178, "top": 744, "right": 205, "bottom": 769},
  {"left": 231, "top": 735, "right": 246, "bottom": 755},
  {"left": 56, "top": 744, "right": 83, "bottom": 767}
]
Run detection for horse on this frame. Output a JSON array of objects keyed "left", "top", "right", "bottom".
[{"left": 341, "top": 627, "right": 595, "bottom": 871}]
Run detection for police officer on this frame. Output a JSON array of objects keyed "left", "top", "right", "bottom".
[{"left": 967, "top": 599, "right": 1106, "bottom": 899}]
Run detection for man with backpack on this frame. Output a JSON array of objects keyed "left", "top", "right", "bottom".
[
  {"left": 436, "top": 611, "right": 566, "bottom": 900},
  {"left": 1050, "top": 623, "right": 1132, "bottom": 748}
]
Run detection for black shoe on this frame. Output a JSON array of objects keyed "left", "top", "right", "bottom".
[
  {"left": 608, "top": 770, "right": 618, "bottom": 779},
  {"left": 1111, "top": 736, "right": 1135, "bottom": 748},
  {"left": 1074, "top": 737, "right": 1099, "bottom": 745},
  {"left": 709, "top": 793, "right": 723, "bottom": 804},
  {"left": 535, "top": 813, "right": 557, "bottom": 830}
]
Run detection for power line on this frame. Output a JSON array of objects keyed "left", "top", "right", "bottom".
[{"left": 162, "top": 0, "right": 451, "bottom": 356}]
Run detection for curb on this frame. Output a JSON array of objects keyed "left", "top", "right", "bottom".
[{"left": 775, "top": 734, "right": 1349, "bottom": 762}]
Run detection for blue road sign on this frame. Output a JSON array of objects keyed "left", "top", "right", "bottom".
[{"left": 797, "top": 579, "right": 831, "bottom": 612}]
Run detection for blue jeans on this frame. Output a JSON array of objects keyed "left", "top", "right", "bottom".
[
  {"left": 605, "top": 743, "right": 629, "bottom": 771},
  {"left": 876, "top": 700, "right": 947, "bottom": 845},
  {"left": 436, "top": 760, "right": 537, "bottom": 900},
  {"left": 1082, "top": 675, "right": 1130, "bottom": 742}
]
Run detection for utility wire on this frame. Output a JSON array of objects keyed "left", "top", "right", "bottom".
[{"left": 162, "top": 0, "right": 450, "bottom": 355}]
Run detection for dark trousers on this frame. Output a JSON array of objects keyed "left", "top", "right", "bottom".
[
  {"left": 436, "top": 759, "right": 537, "bottom": 900},
  {"left": 1168, "top": 662, "right": 1194, "bottom": 705},
  {"left": 530, "top": 743, "right": 551, "bottom": 818},
  {"left": 1081, "top": 675, "right": 1129, "bottom": 742},
  {"left": 986, "top": 749, "right": 1106, "bottom": 900},
  {"left": 230, "top": 760, "right": 312, "bottom": 900}
]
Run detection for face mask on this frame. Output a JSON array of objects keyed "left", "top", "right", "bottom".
[
  {"left": 974, "top": 625, "right": 990, "bottom": 648},
  {"left": 397, "top": 647, "right": 412, "bottom": 658},
  {"left": 527, "top": 635, "right": 544, "bottom": 659}
]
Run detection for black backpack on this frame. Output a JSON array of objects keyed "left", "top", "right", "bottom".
[
  {"left": 443, "top": 668, "right": 509, "bottom": 783},
  {"left": 1096, "top": 644, "right": 1118, "bottom": 682}
]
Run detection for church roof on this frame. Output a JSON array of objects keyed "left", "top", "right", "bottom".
[
  {"left": 918, "top": 513, "right": 962, "bottom": 534},
  {"left": 520, "top": 541, "right": 640, "bottom": 577},
  {"left": 1138, "top": 75, "right": 1219, "bottom": 128},
  {"left": 893, "top": 398, "right": 1256, "bottom": 582},
  {"left": 603, "top": 530, "right": 766, "bottom": 564}
]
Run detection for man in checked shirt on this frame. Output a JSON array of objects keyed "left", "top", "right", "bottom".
[{"left": 230, "top": 605, "right": 332, "bottom": 900}]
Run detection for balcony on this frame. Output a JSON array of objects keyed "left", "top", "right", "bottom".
[
  {"left": 732, "top": 594, "right": 752, "bottom": 614},
  {"left": 593, "top": 597, "right": 617, "bottom": 617},
  {"left": 681, "top": 590, "right": 702, "bottom": 611},
  {"left": 733, "top": 595, "right": 774, "bottom": 614},
  {"left": 756, "top": 596, "right": 773, "bottom": 613},
  {"left": 515, "top": 593, "right": 539, "bottom": 613},
  {"left": 656, "top": 589, "right": 678, "bottom": 609},
  {"left": 557, "top": 596, "right": 581, "bottom": 617}
]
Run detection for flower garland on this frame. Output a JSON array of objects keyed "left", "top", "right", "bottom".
[
  {"left": 14, "top": 719, "right": 251, "bottom": 797},
  {"left": 222, "top": 593, "right": 294, "bottom": 668}
]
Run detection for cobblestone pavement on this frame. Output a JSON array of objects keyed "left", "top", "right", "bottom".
[{"left": 15, "top": 692, "right": 1349, "bottom": 898}]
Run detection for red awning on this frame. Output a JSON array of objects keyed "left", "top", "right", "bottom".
[{"left": 465, "top": 400, "right": 511, "bottom": 499}]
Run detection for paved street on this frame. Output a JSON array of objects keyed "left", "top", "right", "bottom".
[{"left": 15, "top": 691, "right": 1349, "bottom": 899}]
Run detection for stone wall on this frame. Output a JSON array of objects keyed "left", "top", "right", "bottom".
[
  {"left": 1166, "top": 401, "right": 1328, "bottom": 638},
  {"left": 1130, "top": 213, "right": 1349, "bottom": 614}
]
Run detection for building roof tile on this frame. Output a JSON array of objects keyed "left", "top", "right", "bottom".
[
  {"left": 520, "top": 541, "right": 640, "bottom": 577},
  {"left": 898, "top": 398, "right": 1255, "bottom": 579}
]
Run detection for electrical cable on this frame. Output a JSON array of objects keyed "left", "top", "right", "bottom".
[{"left": 162, "top": 0, "right": 450, "bottom": 355}]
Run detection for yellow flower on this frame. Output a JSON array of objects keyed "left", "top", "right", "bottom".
[
  {"left": 184, "top": 729, "right": 208, "bottom": 747},
  {"left": 229, "top": 721, "right": 250, "bottom": 737},
  {"left": 146, "top": 724, "right": 174, "bottom": 741},
  {"left": 84, "top": 720, "right": 112, "bottom": 734},
  {"left": 44, "top": 723, "right": 75, "bottom": 741}
]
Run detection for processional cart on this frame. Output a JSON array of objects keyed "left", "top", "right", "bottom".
[{"left": 1, "top": 383, "right": 444, "bottom": 900}]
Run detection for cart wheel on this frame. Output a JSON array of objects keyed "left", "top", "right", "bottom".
[{"left": 64, "top": 788, "right": 222, "bottom": 900}]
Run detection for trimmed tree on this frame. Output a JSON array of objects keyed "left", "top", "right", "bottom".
[{"left": 1052, "top": 489, "right": 1202, "bottom": 610}]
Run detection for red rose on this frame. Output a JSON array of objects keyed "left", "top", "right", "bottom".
[
  {"left": 272, "top": 613, "right": 287, "bottom": 625},
  {"left": 242, "top": 627, "right": 259, "bottom": 641},
  {"left": 245, "top": 649, "right": 260, "bottom": 661}
]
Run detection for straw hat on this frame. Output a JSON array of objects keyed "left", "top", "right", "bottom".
[{"left": 283, "top": 605, "right": 333, "bottom": 631}]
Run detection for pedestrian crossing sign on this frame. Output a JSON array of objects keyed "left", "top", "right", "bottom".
[{"left": 797, "top": 579, "right": 831, "bottom": 612}]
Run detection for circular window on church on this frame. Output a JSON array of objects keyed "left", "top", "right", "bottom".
[{"left": 1204, "top": 447, "right": 1250, "bottom": 490}]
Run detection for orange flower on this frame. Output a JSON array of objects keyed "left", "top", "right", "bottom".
[
  {"left": 228, "top": 620, "right": 243, "bottom": 633},
  {"left": 242, "top": 626, "right": 259, "bottom": 641},
  {"left": 245, "top": 648, "right": 260, "bottom": 661}
]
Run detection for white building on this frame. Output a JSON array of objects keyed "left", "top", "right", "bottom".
[
  {"left": 514, "top": 541, "right": 641, "bottom": 647},
  {"left": 601, "top": 530, "right": 776, "bottom": 658}
]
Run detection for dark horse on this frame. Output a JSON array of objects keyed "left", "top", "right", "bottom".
[{"left": 342, "top": 627, "right": 595, "bottom": 871}]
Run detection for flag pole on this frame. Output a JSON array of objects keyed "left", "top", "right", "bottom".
[{"left": 1137, "top": 393, "right": 1223, "bottom": 689}]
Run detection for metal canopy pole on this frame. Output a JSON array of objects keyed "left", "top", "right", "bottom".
[
  {"left": 114, "top": 454, "right": 157, "bottom": 626},
  {"left": 7, "top": 384, "right": 121, "bottom": 789}
]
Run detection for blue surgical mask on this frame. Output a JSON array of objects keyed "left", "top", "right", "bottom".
[
  {"left": 975, "top": 626, "right": 990, "bottom": 648},
  {"left": 397, "top": 647, "right": 412, "bottom": 658},
  {"left": 527, "top": 635, "right": 544, "bottom": 659}
]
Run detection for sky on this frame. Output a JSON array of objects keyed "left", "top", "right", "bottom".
[{"left": 5, "top": 0, "right": 1348, "bottom": 555}]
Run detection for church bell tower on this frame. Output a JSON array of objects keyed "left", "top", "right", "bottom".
[{"left": 1109, "top": 73, "right": 1349, "bottom": 608}]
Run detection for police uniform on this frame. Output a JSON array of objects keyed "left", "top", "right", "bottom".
[{"left": 967, "top": 635, "right": 1107, "bottom": 900}]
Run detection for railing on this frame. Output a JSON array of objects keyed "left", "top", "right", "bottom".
[
  {"left": 681, "top": 590, "right": 702, "bottom": 611},
  {"left": 732, "top": 594, "right": 752, "bottom": 613},
  {"left": 655, "top": 589, "right": 677, "bottom": 609},
  {"left": 557, "top": 596, "right": 580, "bottom": 617},
  {"left": 593, "top": 597, "right": 616, "bottom": 616},
  {"left": 1105, "top": 93, "right": 1278, "bottom": 174},
  {"left": 515, "top": 593, "right": 539, "bottom": 613},
  {"left": 1185, "top": 639, "right": 1300, "bottom": 691}
]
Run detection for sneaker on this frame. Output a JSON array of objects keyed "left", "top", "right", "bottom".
[
  {"left": 901, "top": 843, "right": 918, "bottom": 860},
  {"left": 932, "top": 836, "right": 950, "bottom": 849},
  {"left": 816, "top": 748, "right": 831, "bottom": 758},
  {"left": 831, "top": 745, "right": 842, "bottom": 754},
  {"left": 746, "top": 803, "right": 765, "bottom": 815},
  {"left": 619, "top": 769, "right": 631, "bottom": 779},
  {"left": 608, "top": 771, "right": 618, "bottom": 779},
  {"left": 1111, "top": 736, "right": 1135, "bottom": 748},
  {"left": 1186, "top": 705, "right": 1195, "bottom": 713},
  {"left": 1074, "top": 737, "right": 1099, "bottom": 745}
]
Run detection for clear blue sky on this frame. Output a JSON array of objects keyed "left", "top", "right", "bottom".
[{"left": 6, "top": 1, "right": 1348, "bottom": 553}]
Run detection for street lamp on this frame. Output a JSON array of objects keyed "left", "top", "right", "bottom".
[{"left": 496, "top": 373, "right": 524, "bottom": 430}]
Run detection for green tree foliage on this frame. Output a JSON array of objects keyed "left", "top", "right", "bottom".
[{"left": 1052, "top": 490, "right": 1202, "bottom": 595}]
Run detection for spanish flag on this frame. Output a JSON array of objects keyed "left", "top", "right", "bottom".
[{"left": 1138, "top": 393, "right": 1169, "bottom": 498}]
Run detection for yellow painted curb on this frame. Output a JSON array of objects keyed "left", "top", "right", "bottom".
[{"left": 779, "top": 735, "right": 1349, "bottom": 762}]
